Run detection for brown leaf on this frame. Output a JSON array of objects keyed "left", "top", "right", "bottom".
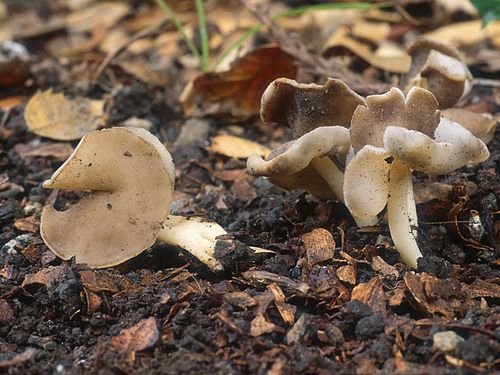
[
  {"left": 224, "top": 291, "right": 257, "bottom": 309},
  {"left": 79, "top": 270, "right": 120, "bottom": 294},
  {"left": 243, "top": 270, "right": 310, "bottom": 295},
  {"left": 351, "top": 276, "right": 387, "bottom": 317},
  {"left": 13, "top": 216, "right": 39, "bottom": 233},
  {"left": 336, "top": 264, "right": 356, "bottom": 285},
  {"left": 208, "top": 134, "right": 270, "bottom": 159},
  {"left": 111, "top": 317, "right": 159, "bottom": 353},
  {"left": 250, "top": 314, "right": 276, "bottom": 337},
  {"left": 0, "top": 299, "right": 14, "bottom": 325},
  {"left": 83, "top": 288, "right": 102, "bottom": 315},
  {"left": 22, "top": 265, "right": 65, "bottom": 289},
  {"left": 14, "top": 141, "right": 74, "bottom": 161},
  {"left": 24, "top": 89, "right": 105, "bottom": 141},
  {"left": 371, "top": 256, "right": 399, "bottom": 278},
  {"left": 404, "top": 272, "right": 473, "bottom": 318},
  {"left": 302, "top": 228, "right": 335, "bottom": 267},
  {"left": 181, "top": 46, "right": 297, "bottom": 118},
  {"left": 268, "top": 283, "right": 296, "bottom": 325},
  {"left": 463, "top": 278, "right": 500, "bottom": 299}
]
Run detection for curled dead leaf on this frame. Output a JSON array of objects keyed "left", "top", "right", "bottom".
[
  {"left": 24, "top": 90, "right": 104, "bottom": 141},
  {"left": 180, "top": 46, "right": 297, "bottom": 118}
]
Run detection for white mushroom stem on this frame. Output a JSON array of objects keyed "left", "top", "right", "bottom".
[
  {"left": 386, "top": 161, "right": 422, "bottom": 268},
  {"left": 310, "top": 157, "right": 379, "bottom": 227},
  {"left": 157, "top": 215, "right": 226, "bottom": 271}
]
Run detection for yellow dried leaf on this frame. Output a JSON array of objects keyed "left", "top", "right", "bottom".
[
  {"left": 425, "top": 20, "right": 500, "bottom": 49},
  {"left": 24, "top": 90, "right": 104, "bottom": 141},
  {"left": 323, "top": 26, "right": 410, "bottom": 73},
  {"left": 65, "top": 1, "right": 130, "bottom": 32},
  {"left": 208, "top": 134, "right": 270, "bottom": 159}
]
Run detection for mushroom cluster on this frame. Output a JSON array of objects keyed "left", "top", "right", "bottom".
[
  {"left": 41, "top": 127, "right": 227, "bottom": 271},
  {"left": 247, "top": 65, "right": 492, "bottom": 268}
]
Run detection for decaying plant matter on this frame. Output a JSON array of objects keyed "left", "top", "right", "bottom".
[
  {"left": 41, "top": 127, "right": 228, "bottom": 271},
  {"left": 247, "top": 78, "right": 492, "bottom": 268}
]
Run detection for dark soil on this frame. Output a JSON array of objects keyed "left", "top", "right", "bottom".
[{"left": 1, "top": 1, "right": 499, "bottom": 374}]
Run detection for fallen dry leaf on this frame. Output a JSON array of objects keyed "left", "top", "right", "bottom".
[
  {"left": 302, "top": 228, "right": 335, "bottom": 267},
  {"left": 323, "top": 26, "right": 410, "bottom": 73},
  {"left": 404, "top": 272, "right": 475, "bottom": 318},
  {"left": 83, "top": 288, "right": 103, "bottom": 315},
  {"left": 111, "top": 317, "right": 159, "bottom": 353},
  {"left": 0, "top": 299, "right": 14, "bottom": 325},
  {"left": 351, "top": 276, "right": 387, "bottom": 317},
  {"left": 371, "top": 256, "right": 399, "bottom": 278},
  {"left": 65, "top": 1, "right": 130, "bottom": 32},
  {"left": 336, "top": 264, "right": 356, "bottom": 285},
  {"left": 424, "top": 20, "right": 500, "bottom": 50},
  {"left": 208, "top": 134, "right": 270, "bottom": 159},
  {"left": 22, "top": 265, "right": 65, "bottom": 289},
  {"left": 14, "top": 141, "right": 74, "bottom": 161},
  {"left": 24, "top": 90, "right": 105, "bottom": 141},
  {"left": 268, "top": 283, "right": 295, "bottom": 325},
  {"left": 250, "top": 314, "right": 276, "bottom": 337},
  {"left": 13, "top": 216, "right": 39, "bottom": 233},
  {"left": 79, "top": 270, "right": 120, "bottom": 294},
  {"left": 181, "top": 46, "right": 297, "bottom": 118}
]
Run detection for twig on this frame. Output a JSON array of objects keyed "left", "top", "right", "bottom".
[
  {"left": 473, "top": 78, "right": 500, "bottom": 88},
  {"left": 93, "top": 17, "right": 170, "bottom": 81},
  {"left": 415, "top": 321, "right": 499, "bottom": 340}
]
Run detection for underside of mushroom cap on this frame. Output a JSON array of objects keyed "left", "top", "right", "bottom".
[
  {"left": 247, "top": 126, "right": 350, "bottom": 200},
  {"left": 260, "top": 78, "right": 365, "bottom": 137},
  {"left": 350, "top": 87, "right": 440, "bottom": 153},
  {"left": 41, "top": 127, "right": 175, "bottom": 268},
  {"left": 403, "top": 37, "right": 472, "bottom": 109},
  {"left": 384, "top": 118, "right": 490, "bottom": 175},
  {"left": 343, "top": 145, "right": 391, "bottom": 218}
]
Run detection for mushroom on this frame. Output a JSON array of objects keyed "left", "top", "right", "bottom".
[
  {"left": 344, "top": 87, "right": 490, "bottom": 268},
  {"left": 402, "top": 38, "right": 473, "bottom": 109},
  {"left": 41, "top": 127, "right": 225, "bottom": 271},
  {"left": 247, "top": 78, "right": 376, "bottom": 225}
]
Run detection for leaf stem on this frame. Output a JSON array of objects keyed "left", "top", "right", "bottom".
[{"left": 195, "top": 0, "right": 209, "bottom": 72}]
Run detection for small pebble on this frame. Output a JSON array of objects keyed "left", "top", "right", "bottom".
[{"left": 433, "top": 330, "right": 464, "bottom": 352}]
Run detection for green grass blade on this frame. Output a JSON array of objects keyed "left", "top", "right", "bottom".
[
  {"left": 195, "top": 0, "right": 210, "bottom": 72},
  {"left": 154, "top": 0, "right": 202, "bottom": 65},
  {"left": 212, "top": 1, "right": 393, "bottom": 70}
]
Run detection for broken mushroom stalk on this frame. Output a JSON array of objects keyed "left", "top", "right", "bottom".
[
  {"left": 41, "top": 127, "right": 228, "bottom": 271},
  {"left": 345, "top": 87, "right": 490, "bottom": 268}
]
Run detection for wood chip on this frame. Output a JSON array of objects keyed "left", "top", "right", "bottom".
[
  {"left": 351, "top": 276, "right": 387, "bottom": 317},
  {"left": 302, "top": 228, "right": 335, "bottom": 267},
  {"left": 111, "top": 317, "right": 159, "bottom": 352}
]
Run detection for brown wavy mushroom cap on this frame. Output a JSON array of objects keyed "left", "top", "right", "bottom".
[
  {"left": 402, "top": 37, "right": 473, "bottom": 109},
  {"left": 261, "top": 77, "right": 365, "bottom": 137}
]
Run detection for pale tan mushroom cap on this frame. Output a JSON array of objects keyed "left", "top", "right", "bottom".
[
  {"left": 441, "top": 108, "right": 497, "bottom": 144},
  {"left": 260, "top": 78, "right": 365, "bottom": 137},
  {"left": 384, "top": 118, "right": 490, "bottom": 175},
  {"left": 403, "top": 38, "right": 472, "bottom": 109},
  {"left": 247, "top": 126, "right": 350, "bottom": 199},
  {"left": 350, "top": 87, "right": 440, "bottom": 153},
  {"left": 41, "top": 127, "right": 175, "bottom": 268}
]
